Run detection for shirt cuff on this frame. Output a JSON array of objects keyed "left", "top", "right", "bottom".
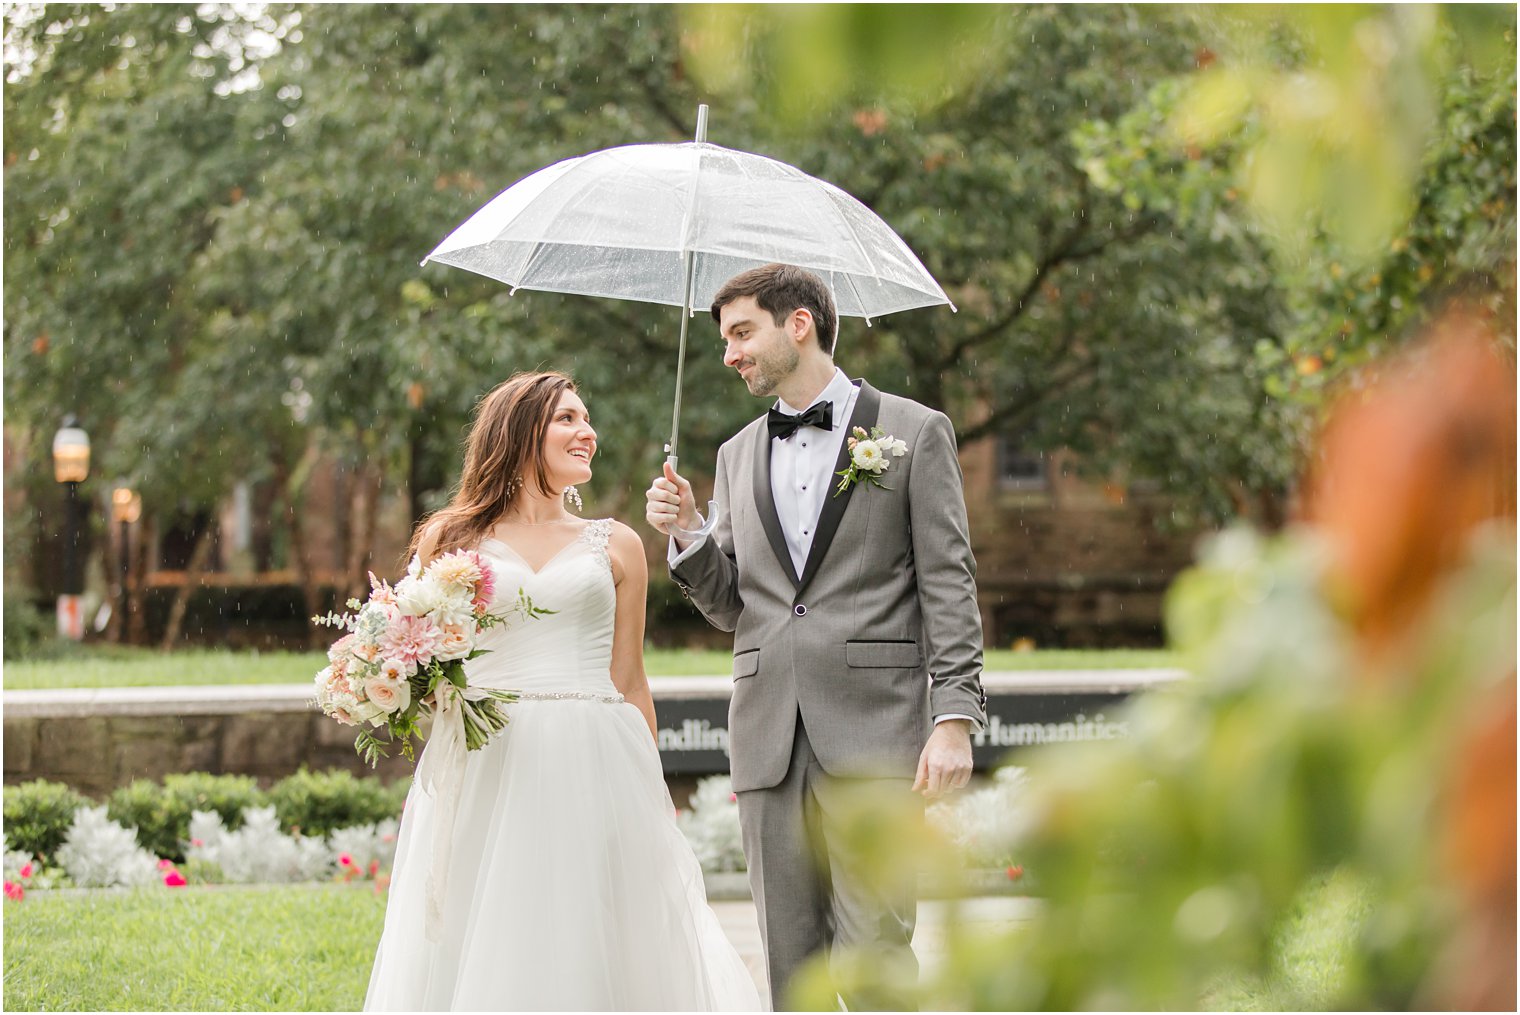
[
  {"left": 667, "top": 503, "right": 719, "bottom": 567},
  {"left": 934, "top": 713, "right": 980, "bottom": 729}
]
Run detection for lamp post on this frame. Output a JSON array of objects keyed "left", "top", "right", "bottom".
[
  {"left": 111, "top": 484, "right": 142, "bottom": 644},
  {"left": 52, "top": 416, "right": 90, "bottom": 640}
]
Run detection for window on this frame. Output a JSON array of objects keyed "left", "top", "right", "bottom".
[{"left": 996, "top": 435, "right": 1048, "bottom": 491}]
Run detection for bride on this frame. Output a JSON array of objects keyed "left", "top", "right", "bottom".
[{"left": 364, "top": 371, "right": 760, "bottom": 1011}]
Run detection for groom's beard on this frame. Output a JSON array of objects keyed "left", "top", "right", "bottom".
[{"left": 741, "top": 343, "right": 800, "bottom": 397}]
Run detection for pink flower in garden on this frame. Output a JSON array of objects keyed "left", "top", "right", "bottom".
[
  {"left": 4, "top": 881, "right": 23, "bottom": 901},
  {"left": 368, "top": 859, "right": 381, "bottom": 877},
  {"left": 380, "top": 614, "right": 445, "bottom": 668},
  {"left": 158, "top": 858, "right": 174, "bottom": 870},
  {"left": 164, "top": 870, "right": 187, "bottom": 887},
  {"left": 729, "top": 793, "right": 738, "bottom": 803},
  {"left": 339, "top": 853, "right": 354, "bottom": 868},
  {"left": 191, "top": 838, "right": 205, "bottom": 848},
  {"left": 19, "top": 863, "right": 33, "bottom": 879}
]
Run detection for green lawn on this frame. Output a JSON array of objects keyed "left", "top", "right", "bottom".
[
  {"left": 1202, "top": 869, "right": 1374, "bottom": 1010},
  {"left": 3, "top": 884, "right": 386, "bottom": 1011},
  {"left": 2, "top": 646, "right": 1181, "bottom": 690},
  {"left": 6, "top": 870, "right": 1356, "bottom": 1011}
]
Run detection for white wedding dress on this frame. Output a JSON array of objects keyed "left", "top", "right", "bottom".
[{"left": 364, "top": 519, "right": 760, "bottom": 1011}]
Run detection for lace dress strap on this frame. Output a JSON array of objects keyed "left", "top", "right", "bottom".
[{"left": 579, "top": 518, "right": 614, "bottom": 571}]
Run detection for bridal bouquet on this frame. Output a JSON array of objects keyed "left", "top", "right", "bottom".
[{"left": 312, "top": 550, "right": 551, "bottom": 766}]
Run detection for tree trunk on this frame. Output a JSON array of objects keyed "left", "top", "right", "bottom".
[
  {"left": 345, "top": 464, "right": 385, "bottom": 602},
  {"left": 159, "top": 521, "right": 214, "bottom": 651},
  {"left": 122, "top": 508, "right": 150, "bottom": 647},
  {"left": 277, "top": 447, "right": 326, "bottom": 649}
]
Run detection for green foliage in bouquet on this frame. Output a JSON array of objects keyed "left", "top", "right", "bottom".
[
  {"left": 107, "top": 773, "right": 263, "bottom": 862},
  {"left": 267, "top": 768, "right": 404, "bottom": 838},
  {"left": 3, "top": 780, "right": 90, "bottom": 862}
]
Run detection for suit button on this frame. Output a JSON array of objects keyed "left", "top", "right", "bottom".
[{"left": 793, "top": 604, "right": 808, "bottom": 617}]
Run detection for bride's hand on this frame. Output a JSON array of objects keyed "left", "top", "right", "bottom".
[{"left": 646, "top": 463, "right": 698, "bottom": 535}]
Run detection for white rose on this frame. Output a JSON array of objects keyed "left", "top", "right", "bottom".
[
  {"left": 364, "top": 674, "right": 411, "bottom": 714},
  {"left": 339, "top": 690, "right": 385, "bottom": 725},
  {"left": 394, "top": 574, "right": 448, "bottom": 618},
  {"left": 851, "top": 440, "right": 886, "bottom": 473},
  {"left": 435, "top": 622, "right": 475, "bottom": 661}
]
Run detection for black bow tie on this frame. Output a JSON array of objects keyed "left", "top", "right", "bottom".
[{"left": 768, "top": 401, "right": 834, "bottom": 441}]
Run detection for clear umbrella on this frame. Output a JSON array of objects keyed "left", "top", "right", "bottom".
[{"left": 423, "top": 105, "right": 953, "bottom": 466}]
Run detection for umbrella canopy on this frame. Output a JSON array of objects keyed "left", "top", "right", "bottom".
[{"left": 422, "top": 141, "right": 953, "bottom": 323}]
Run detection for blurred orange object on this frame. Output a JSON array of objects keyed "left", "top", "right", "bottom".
[
  {"left": 1302, "top": 312, "right": 1516, "bottom": 662},
  {"left": 1302, "top": 308, "right": 1516, "bottom": 1009}
]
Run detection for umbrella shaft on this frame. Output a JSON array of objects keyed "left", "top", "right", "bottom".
[{"left": 668, "top": 250, "right": 698, "bottom": 460}]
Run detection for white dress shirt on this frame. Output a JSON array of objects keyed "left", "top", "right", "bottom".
[
  {"left": 670, "top": 369, "right": 976, "bottom": 729},
  {"left": 769, "top": 368, "right": 858, "bottom": 577}
]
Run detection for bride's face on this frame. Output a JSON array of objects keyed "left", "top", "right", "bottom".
[{"left": 539, "top": 390, "right": 596, "bottom": 490}]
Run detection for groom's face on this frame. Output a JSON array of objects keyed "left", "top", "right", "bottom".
[{"left": 718, "top": 296, "right": 801, "bottom": 398}]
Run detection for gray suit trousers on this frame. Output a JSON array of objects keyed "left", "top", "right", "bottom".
[{"left": 737, "top": 714, "right": 919, "bottom": 1011}]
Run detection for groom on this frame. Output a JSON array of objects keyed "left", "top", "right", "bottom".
[{"left": 646, "top": 263, "right": 986, "bottom": 1010}]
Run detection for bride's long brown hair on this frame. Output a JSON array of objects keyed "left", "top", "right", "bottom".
[{"left": 406, "top": 371, "right": 578, "bottom": 565}]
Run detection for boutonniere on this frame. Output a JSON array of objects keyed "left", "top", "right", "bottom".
[{"left": 835, "top": 426, "right": 908, "bottom": 496}]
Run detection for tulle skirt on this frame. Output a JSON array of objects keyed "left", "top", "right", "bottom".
[{"left": 364, "top": 698, "right": 760, "bottom": 1011}]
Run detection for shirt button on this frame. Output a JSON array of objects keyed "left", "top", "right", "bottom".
[
  {"left": 801, "top": 442, "right": 808, "bottom": 448},
  {"left": 801, "top": 485, "right": 808, "bottom": 491}
]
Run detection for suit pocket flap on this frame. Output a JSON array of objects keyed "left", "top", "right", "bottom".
[
  {"left": 732, "top": 649, "right": 760, "bottom": 679},
  {"left": 845, "top": 641, "right": 923, "bottom": 668}
]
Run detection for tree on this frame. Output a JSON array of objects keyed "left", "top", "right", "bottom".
[{"left": 3, "top": 4, "right": 299, "bottom": 624}]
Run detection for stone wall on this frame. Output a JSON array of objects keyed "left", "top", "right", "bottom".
[
  {"left": 3, "top": 671, "right": 1183, "bottom": 800},
  {"left": 4, "top": 688, "right": 416, "bottom": 796}
]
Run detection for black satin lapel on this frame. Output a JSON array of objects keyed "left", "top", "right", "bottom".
[
  {"left": 752, "top": 422, "right": 800, "bottom": 589},
  {"left": 797, "top": 380, "right": 881, "bottom": 594}
]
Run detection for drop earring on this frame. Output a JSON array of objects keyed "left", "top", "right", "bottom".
[
  {"left": 505, "top": 475, "right": 521, "bottom": 499},
  {"left": 564, "top": 486, "right": 583, "bottom": 512}
]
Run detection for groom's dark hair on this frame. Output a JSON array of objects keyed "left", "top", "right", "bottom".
[{"left": 711, "top": 264, "right": 838, "bottom": 354}]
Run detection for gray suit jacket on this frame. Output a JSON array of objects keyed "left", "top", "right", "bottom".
[{"left": 672, "top": 380, "right": 987, "bottom": 793}]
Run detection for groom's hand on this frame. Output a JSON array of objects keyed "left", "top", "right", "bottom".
[
  {"left": 913, "top": 719, "right": 974, "bottom": 799},
  {"left": 646, "top": 462, "right": 698, "bottom": 537}
]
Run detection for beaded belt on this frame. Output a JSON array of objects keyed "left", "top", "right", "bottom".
[{"left": 512, "top": 689, "right": 625, "bottom": 704}]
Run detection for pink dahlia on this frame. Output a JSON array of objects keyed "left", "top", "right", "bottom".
[
  {"left": 380, "top": 613, "right": 445, "bottom": 667},
  {"left": 163, "top": 870, "right": 187, "bottom": 888},
  {"left": 469, "top": 551, "right": 495, "bottom": 610}
]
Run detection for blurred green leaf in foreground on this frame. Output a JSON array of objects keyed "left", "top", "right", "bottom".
[{"left": 793, "top": 309, "right": 1516, "bottom": 1011}]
